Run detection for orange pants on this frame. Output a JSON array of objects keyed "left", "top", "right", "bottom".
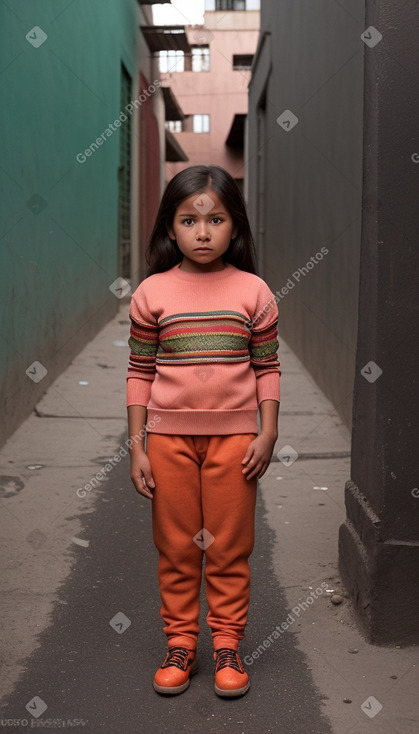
[{"left": 146, "top": 433, "right": 258, "bottom": 652}]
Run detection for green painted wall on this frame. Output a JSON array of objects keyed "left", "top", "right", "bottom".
[{"left": 0, "top": 0, "right": 141, "bottom": 446}]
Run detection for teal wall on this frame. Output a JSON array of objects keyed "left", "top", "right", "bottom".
[{"left": 0, "top": 0, "right": 141, "bottom": 446}]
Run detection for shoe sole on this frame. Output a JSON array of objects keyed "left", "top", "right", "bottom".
[
  {"left": 153, "top": 658, "right": 199, "bottom": 695},
  {"left": 214, "top": 680, "right": 250, "bottom": 698}
]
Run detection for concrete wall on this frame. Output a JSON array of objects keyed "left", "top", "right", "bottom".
[
  {"left": 247, "top": 0, "right": 366, "bottom": 428},
  {"left": 338, "top": 0, "right": 419, "bottom": 645},
  {"left": 0, "top": 0, "right": 157, "bottom": 447},
  {"left": 163, "top": 12, "right": 260, "bottom": 182}
]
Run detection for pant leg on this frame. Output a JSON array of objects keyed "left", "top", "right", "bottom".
[
  {"left": 146, "top": 433, "right": 204, "bottom": 651},
  {"left": 200, "top": 433, "right": 258, "bottom": 651}
]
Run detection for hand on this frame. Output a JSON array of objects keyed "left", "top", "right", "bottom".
[
  {"left": 241, "top": 432, "right": 277, "bottom": 480},
  {"left": 130, "top": 450, "right": 155, "bottom": 499}
]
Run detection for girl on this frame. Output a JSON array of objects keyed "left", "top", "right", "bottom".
[{"left": 126, "top": 165, "right": 280, "bottom": 698}]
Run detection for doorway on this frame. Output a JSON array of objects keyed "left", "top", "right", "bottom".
[{"left": 118, "top": 63, "right": 132, "bottom": 279}]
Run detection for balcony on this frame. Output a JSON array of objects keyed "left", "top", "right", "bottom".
[{"left": 142, "top": 26, "right": 191, "bottom": 53}]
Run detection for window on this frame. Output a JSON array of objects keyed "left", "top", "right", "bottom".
[
  {"left": 191, "top": 47, "right": 210, "bottom": 72},
  {"left": 159, "top": 48, "right": 210, "bottom": 73},
  {"left": 158, "top": 50, "right": 184, "bottom": 73},
  {"left": 182, "top": 115, "right": 210, "bottom": 133},
  {"left": 215, "top": 0, "right": 245, "bottom": 10},
  {"left": 165, "top": 120, "right": 182, "bottom": 133},
  {"left": 233, "top": 54, "right": 254, "bottom": 70},
  {"left": 193, "top": 114, "right": 210, "bottom": 133},
  {"left": 210, "top": 0, "right": 260, "bottom": 8}
]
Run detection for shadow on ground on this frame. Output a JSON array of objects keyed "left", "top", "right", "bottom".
[{"left": 1, "top": 433, "right": 333, "bottom": 734}]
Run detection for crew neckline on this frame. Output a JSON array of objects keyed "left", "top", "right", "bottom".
[{"left": 170, "top": 261, "right": 237, "bottom": 281}]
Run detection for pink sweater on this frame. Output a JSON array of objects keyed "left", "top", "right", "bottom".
[{"left": 126, "top": 262, "right": 280, "bottom": 435}]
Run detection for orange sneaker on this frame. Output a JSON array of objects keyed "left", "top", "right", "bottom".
[
  {"left": 213, "top": 648, "right": 250, "bottom": 697},
  {"left": 153, "top": 647, "right": 199, "bottom": 695}
]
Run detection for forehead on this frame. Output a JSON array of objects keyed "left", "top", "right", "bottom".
[{"left": 177, "top": 188, "right": 226, "bottom": 212}]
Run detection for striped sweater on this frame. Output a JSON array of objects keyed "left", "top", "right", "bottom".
[{"left": 126, "top": 262, "right": 280, "bottom": 435}]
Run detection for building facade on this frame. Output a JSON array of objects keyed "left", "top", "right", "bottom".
[{"left": 158, "top": 0, "right": 261, "bottom": 187}]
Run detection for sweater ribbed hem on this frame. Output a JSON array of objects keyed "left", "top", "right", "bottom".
[{"left": 146, "top": 409, "right": 259, "bottom": 435}]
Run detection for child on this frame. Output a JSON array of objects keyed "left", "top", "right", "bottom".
[{"left": 126, "top": 165, "right": 280, "bottom": 698}]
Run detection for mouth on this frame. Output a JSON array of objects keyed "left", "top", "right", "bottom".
[{"left": 194, "top": 247, "right": 212, "bottom": 252}]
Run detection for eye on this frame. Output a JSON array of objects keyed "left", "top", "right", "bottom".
[
  {"left": 211, "top": 217, "right": 223, "bottom": 224},
  {"left": 182, "top": 218, "right": 194, "bottom": 226}
]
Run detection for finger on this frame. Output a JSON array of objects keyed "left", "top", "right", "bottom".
[
  {"left": 137, "top": 478, "right": 154, "bottom": 499},
  {"left": 241, "top": 441, "right": 256, "bottom": 465},
  {"left": 256, "top": 462, "right": 269, "bottom": 479},
  {"left": 142, "top": 473, "right": 155, "bottom": 494},
  {"left": 139, "top": 488, "right": 153, "bottom": 499},
  {"left": 242, "top": 466, "right": 254, "bottom": 476},
  {"left": 242, "top": 456, "right": 260, "bottom": 476},
  {"left": 246, "top": 457, "right": 269, "bottom": 479},
  {"left": 245, "top": 466, "right": 261, "bottom": 480},
  {"left": 143, "top": 472, "right": 155, "bottom": 489},
  {"left": 131, "top": 472, "right": 154, "bottom": 499},
  {"left": 242, "top": 450, "right": 258, "bottom": 469}
]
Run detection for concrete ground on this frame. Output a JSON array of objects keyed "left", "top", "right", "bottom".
[{"left": 0, "top": 300, "right": 417, "bottom": 733}]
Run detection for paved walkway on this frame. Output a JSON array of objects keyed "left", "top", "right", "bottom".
[{"left": 0, "top": 301, "right": 417, "bottom": 733}]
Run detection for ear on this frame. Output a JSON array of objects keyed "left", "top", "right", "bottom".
[
  {"left": 167, "top": 224, "right": 176, "bottom": 240},
  {"left": 232, "top": 225, "right": 238, "bottom": 239}
]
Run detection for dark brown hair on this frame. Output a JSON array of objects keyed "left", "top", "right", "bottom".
[{"left": 145, "top": 165, "right": 257, "bottom": 276}]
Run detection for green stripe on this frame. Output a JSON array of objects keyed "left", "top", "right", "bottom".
[
  {"left": 159, "top": 333, "right": 248, "bottom": 353},
  {"left": 250, "top": 339, "right": 279, "bottom": 358},
  {"left": 128, "top": 335, "right": 158, "bottom": 356},
  {"left": 156, "top": 355, "right": 250, "bottom": 363}
]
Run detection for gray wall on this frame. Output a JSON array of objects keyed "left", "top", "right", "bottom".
[
  {"left": 247, "top": 0, "right": 366, "bottom": 428},
  {"left": 339, "top": 0, "right": 419, "bottom": 645}
]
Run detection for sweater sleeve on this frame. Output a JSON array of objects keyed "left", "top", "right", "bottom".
[
  {"left": 249, "top": 282, "right": 281, "bottom": 405},
  {"left": 126, "top": 283, "right": 159, "bottom": 407}
]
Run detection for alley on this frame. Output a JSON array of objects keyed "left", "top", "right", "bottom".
[
  {"left": 0, "top": 302, "right": 417, "bottom": 734},
  {"left": 2, "top": 1, "right": 418, "bottom": 731}
]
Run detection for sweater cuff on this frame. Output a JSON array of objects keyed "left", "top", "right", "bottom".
[
  {"left": 256, "top": 371, "right": 280, "bottom": 405},
  {"left": 126, "top": 376, "right": 152, "bottom": 407}
]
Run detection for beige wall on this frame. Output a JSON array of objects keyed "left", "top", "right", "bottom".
[
  {"left": 204, "top": 10, "right": 260, "bottom": 30},
  {"left": 163, "top": 13, "right": 259, "bottom": 182}
]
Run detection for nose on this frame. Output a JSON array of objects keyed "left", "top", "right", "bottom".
[{"left": 196, "top": 219, "right": 210, "bottom": 240}]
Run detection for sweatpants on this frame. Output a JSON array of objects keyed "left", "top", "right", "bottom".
[{"left": 146, "top": 433, "right": 258, "bottom": 653}]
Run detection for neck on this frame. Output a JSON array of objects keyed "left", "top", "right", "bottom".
[{"left": 178, "top": 257, "right": 226, "bottom": 273}]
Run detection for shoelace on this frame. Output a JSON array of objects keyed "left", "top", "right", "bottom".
[
  {"left": 215, "top": 648, "right": 243, "bottom": 673},
  {"left": 161, "top": 647, "right": 192, "bottom": 671}
]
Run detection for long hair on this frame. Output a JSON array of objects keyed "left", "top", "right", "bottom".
[{"left": 145, "top": 165, "right": 257, "bottom": 276}]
